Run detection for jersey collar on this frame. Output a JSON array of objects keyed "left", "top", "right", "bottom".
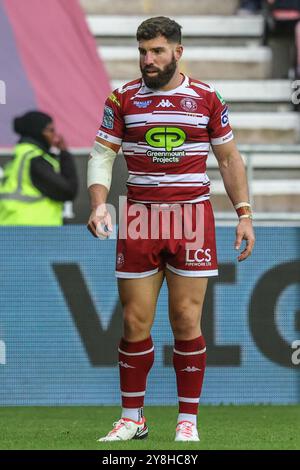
[{"left": 140, "top": 74, "right": 189, "bottom": 96}]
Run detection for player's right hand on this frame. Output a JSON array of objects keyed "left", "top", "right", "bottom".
[{"left": 87, "top": 204, "right": 113, "bottom": 239}]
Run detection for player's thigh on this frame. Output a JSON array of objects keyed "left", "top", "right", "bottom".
[
  {"left": 118, "top": 270, "right": 165, "bottom": 321},
  {"left": 166, "top": 270, "right": 208, "bottom": 322}
]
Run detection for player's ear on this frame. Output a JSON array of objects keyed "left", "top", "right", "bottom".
[{"left": 175, "top": 44, "right": 183, "bottom": 61}]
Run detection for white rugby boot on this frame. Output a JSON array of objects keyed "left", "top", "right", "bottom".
[
  {"left": 98, "top": 417, "right": 148, "bottom": 442},
  {"left": 175, "top": 420, "right": 200, "bottom": 442}
]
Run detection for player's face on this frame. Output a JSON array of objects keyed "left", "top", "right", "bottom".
[{"left": 138, "top": 35, "right": 182, "bottom": 89}]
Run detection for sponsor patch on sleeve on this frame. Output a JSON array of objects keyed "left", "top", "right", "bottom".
[
  {"left": 221, "top": 106, "right": 229, "bottom": 127},
  {"left": 108, "top": 92, "right": 121, "bottom": 107},
  {"left": 102, "top": 105, "right": 114, "bottom": 130}
]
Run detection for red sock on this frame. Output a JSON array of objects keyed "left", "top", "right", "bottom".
[
  {"left": 173, "top": 336, "right": 206, "bottom": 414},
  {"left": 119, "top": 336, "right": 154, "bottom": 408}
]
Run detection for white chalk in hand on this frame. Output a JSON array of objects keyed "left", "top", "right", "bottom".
[{"left": 96, "top": 222, "right": 111, "bottom": 240}]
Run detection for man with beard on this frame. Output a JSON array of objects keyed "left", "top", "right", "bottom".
[{"left": 87, "top": 17, "right": 255, "bottom": 442}]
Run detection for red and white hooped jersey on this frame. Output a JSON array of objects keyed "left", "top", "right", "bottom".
[{"left": 97, "top": 74, "right": 234, "bottom": 204}]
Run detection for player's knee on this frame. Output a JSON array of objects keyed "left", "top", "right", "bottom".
[
  {"left": 171, "top": 306, "right": 200, "bottom": 336},
  {"left": 123, "top": 306, "right": 151, "bottom": 336}
]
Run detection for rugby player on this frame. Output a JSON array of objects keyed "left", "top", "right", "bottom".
[{"left": 87, "top": 16, "right": 255, "bottom": 442}]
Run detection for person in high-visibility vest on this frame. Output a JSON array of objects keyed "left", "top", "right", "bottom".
[{"left": 0, "top": 111, "right": 78, "bottom": 225}]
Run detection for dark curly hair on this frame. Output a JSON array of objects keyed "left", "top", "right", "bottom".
[{"left": 136, "top": 16, "right": 182, "bottom": 44}]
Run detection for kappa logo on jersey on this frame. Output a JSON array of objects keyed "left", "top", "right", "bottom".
[
  {"left": 102, "top": 105, "right": 114, "bottom": 130},
  {"left": 221, "top": 106, "right": 229, "bottom": 127},
  {"left": 133, "top": 99, "right": 152, "bottom": 108},
  {"left": 156, "top": 99, "right": 175, "bottom": 108},
  {"left": 145, "top": 127, "right": 186, "bottom": 152},
  {"left": 180, "top": 97, "right": 197, "bottom": 112}
]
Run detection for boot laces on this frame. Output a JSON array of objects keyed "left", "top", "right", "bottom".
[
  {"left": 108, "top": 419, "right": 131, "bottom": 436},
  {"left": 177, "top": 421, "right": 194, "bottom": 437}
]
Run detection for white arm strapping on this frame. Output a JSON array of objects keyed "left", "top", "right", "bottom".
[{"left": 87, "top": 141, "right": 117, "bottom": 190}]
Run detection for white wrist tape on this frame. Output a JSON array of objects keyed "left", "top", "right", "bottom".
[
  {"left": 87, "top": 141, "right": 117, "bottom": 190},
  {"left": 234, "top": 202, "right": 251, "bottom": 210}
]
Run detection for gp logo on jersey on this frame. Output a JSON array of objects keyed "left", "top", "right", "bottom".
[{"left": 145, "top": 127, "right": 186, "bottom": 151}]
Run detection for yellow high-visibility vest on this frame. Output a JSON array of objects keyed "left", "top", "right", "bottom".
[{"left": 0, "top": 142, "right": 63, "bottom": 225}]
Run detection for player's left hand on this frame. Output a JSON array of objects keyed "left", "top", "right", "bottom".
[{"left": 235, "top": 218, "right": 255, "bottom": 262}]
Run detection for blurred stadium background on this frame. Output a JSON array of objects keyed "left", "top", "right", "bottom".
[{"left": 0, "top": 0, "right": 299, "bottom": 450}]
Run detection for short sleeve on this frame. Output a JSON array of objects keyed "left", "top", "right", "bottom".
[
  {"left": 208, "top": 90, "right": 234, "bottom": 145},
  {"left": 96, "top": 90, "right": 125, "bottom": 146}
]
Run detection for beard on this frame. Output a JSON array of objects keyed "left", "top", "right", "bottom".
[{"left": 141, "top": 54, "right": 177, "bottom": 89}]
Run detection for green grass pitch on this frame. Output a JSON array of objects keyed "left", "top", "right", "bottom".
[{"left": 0, "top": 405, "right": 299, "bottom": 450}]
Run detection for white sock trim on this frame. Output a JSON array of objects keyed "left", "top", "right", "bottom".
[
  {"left": 178, "top": 396, "right": 199, "bottom": 403},
  {"left": 121, "top": 390, "right": 145, "bottom": 397},
  {"left": 118, "top": 346, "right": 154, "bottom": 356},
  {"left": 173, "top": 347, "right": 206, "bottom": 356}
]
